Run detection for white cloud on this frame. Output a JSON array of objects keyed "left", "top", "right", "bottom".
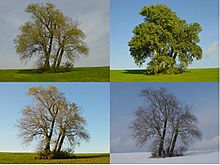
[
  {"left": 111, "top": 136, "right": 121, "bottom": 146},
  {"left": 203, "top": 41, "right": 219, "bottom": 56},
  {"left": 195, "top": 104, "right": 219, "bottom": 139},
  {"left": 190, "top": 136, "right": 219, "bottom": 150}
]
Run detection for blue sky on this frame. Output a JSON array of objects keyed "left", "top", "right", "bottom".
[
  {"left": 0, "top": 0, "right": 109, "bottom": 69},
  {"left": 110, "top": 0, "right": 219, "bottom": 69},
  {"left": 111, "top": 83, "right": 219, "bottom": 153},
  {"left": 0, "top": 83, "right": 109, "bottom": 153}
]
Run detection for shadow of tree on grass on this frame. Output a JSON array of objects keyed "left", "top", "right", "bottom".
[
  {"left": 16, "top": 69, "right": 38, "bottom": 74},
  {"left": 122, "top": 70, "right": 146, "bottom": 75},
  {"left": 71, "top": 154, "right": 109, "bottom": 159}
]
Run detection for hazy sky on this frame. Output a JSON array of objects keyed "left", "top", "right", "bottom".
[
  {"left": 111, "top": 0, "right": 219, "bottom": 69},
  {"left": 0, "top": 83, "right": 110, "bottom": 153},
  {"left": 111, "top": 83, "right": 219, "bottom": 153},
  {"left": 0, "top": 0, "right": 109, "bottom": 69}
]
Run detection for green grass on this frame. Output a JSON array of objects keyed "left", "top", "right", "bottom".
[
  {"left": 0, "top": 66, "right": 109, "bottom": 82},
  {"left": 111, "top": 68, "right": 219, "bottom": 82},
  {"left": 0, "top": 152, "right": 109, "bottom": 164}
]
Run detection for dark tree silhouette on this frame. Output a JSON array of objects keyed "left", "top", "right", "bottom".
[{"left": 130, "top": 88, "right": 201, "bottom": 158}]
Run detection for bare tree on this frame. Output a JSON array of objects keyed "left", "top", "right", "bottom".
[
  {"left": 54, "top": 103, "right": 89, "bottom": 153},
  {"left": 17, "top": 86, "right": 89, "bottom": 158},
  {"left": 130, "top": 88, "right": 201, "bottom": 158},
  {"left": 167, "top": 104, "right": 201, "bottom": 156}
]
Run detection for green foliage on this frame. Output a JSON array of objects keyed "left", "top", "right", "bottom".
[
  {"left": 37, "top": 150, "right": 72, "bottom": 159},
  {"left": 14, "top": 3, "right": 89, "bottom": 71},
  {"left": 36, "top": 61, "right": 74, "bottom": 73},
  {"left": 146, "top": 55, "right": 176, "bottom": 74},
  {"left": 110, "top": 68, "right": 219, "bottom": 82},
  {"left": 128, "top": 4, "right": 202, "bottom": 74}
]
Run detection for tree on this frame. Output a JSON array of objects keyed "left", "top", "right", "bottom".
[
  {"left": 17, "top": 86, "right": 89, "bottom": 158},
  {"left": 128, "top": 4, "right": 202, "bottom": 74},
  {"left": 54, "top": 103, "right": 89, "bottom": 153},
  {"left": 14, "top": 3, "right": 89, "bottom": 71},
  {"left": 130, "top": 88, "right": 201, "bottom": 158},
  {"left": 166, "top": 104, "right": 201, "bottom": 156}
]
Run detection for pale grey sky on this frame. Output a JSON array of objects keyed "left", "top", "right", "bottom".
[
  {"left": 0, "top": 0, "right": 109, "bottom": 69},
  {"left": 111, "top": 83, "right": 219, "bottom": 153}
]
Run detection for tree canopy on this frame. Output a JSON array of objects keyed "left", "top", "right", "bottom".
[
  {"left": 17, "top": 86, "right": 89, "bottom": 158},
  {"left": 130, "top": 88, "right": 201, "bottom": 158},
  {"left": 128, "top": 4, "right": 202, "bottom": 74},
  {"left": 14, "top": 3, "right": 89, "bottom": 71}
]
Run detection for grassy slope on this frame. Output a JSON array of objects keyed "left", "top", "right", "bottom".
[
  {"left": 0, "top": 67, "right": 109, "bottom": 82},
  {"left": 0, "top": 153, "right": 109, "bottom": 164},
  {"left": 110, "top": 68, "right": 219, "bottom": 82}
]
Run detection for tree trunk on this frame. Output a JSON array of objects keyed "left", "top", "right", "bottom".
[
  {"left": 49, "top": 118, "right": 56, "bottom": 139},
  {"left": 166, "top": 132, "right": 174, "bottom": 155},
  {"left": 44, "top": 137, "right": 51, "bottom": 155},
  {"left": 53, "top": 132, "right": 62, "bottom": 152},
  {"left": 158, "top": 138, "right": 164, "bottom": 157},
  {"left": 56, "top": 49, "right": 64, "bottom": 67},
  {"left": 173, "top": 53, "right": 177, "bottom": 60},
  {"left": 48, "top": 34, "right": 53, "bottom": 58},
  {"left": 53, "top": 48, "right": 60, "bottom": 68},
  {"left": 45, "top": 112, "right": 57, "bottom": 153},
  {"left": 169, "top": 132, "right": 178, "bottom": 156},
  {"left": 44, "top": 56, "right": 50, "bottom": 70},
  {"left": 43, "top": 34, "right": 54, "bottom": 70},
  {"left": 169, "top": 48, "right": 173, "bottom": 57},
  {"left": 57, "top": 134, "right": 65, "bottom": 152},
  {"left": 158, "top": 118, "right": 168, "bottom": 157}
]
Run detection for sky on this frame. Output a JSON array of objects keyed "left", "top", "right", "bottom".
[
  {"left": 0, "top": 0, "right": 109, "bottom": 69},
  {"left": 110, "top": 83, "right": 219, "bottom": 153},
  {"left": 0, "top": 83, "right": 110, "bottom": 153},
  {"left": 110, "top": 0, "right": 219, "bottom": 69}
]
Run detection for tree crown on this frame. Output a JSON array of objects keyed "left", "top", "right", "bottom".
[
  {"left": 14, "top": 3, "right": 89, "bottom": 71},
  {"left": 128, "top": 4, "right": 202, "bottom": 74}
]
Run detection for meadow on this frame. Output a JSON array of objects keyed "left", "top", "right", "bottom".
[
  {"left": 0, "top": 152, "right": 109, "bottom": 164},
  {"left": 0, "top": 66, "right": 109, "bottom": 82},
  {"left": 110, "top": 68, "right": 219, "bottom": 82}
]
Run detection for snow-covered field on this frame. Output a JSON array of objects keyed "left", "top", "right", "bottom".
[{"left": 111, "top": 150, "right": 219, "bottom": 164}]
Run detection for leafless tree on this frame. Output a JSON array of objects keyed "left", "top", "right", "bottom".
[
  {"left": 167, "top": 104, "right": 201, "bottom": 156},
  {"left": 130, "top": 88, "right": 201, "bottom": 158},
  {"left": 17, "top": 86, "right": 89, "bottom": 157},
  {"left": 54, "top": 103, "right": 89, "bottom": 153}
]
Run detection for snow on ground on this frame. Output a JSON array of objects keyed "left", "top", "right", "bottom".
[{"left": 111, "top": 150, "right": 219, "bottom": 164}]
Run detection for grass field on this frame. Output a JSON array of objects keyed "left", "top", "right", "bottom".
[
  {"left": 110, "top": 68, "right": 219, "bottom": 82},
  {"left": 0, "top": 66, "right": 109, "bottom": 82},
  {"left": 0, "top": 152, "right": 109, "bottom": 164}
]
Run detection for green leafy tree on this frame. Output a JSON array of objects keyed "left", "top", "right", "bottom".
[
  {"left": 14, "top": 3, "right": 89, "bottom": 71},
  {"left": 128, "top": 4, "right": 202, "bottom": 74}
]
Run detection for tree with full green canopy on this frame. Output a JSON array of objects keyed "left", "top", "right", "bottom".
[
  {"left": 128, "top": 4, "right": 202, "bottom": 74},
  {"left": 14, "top": 3, "right": 89, "bottom": 72}
]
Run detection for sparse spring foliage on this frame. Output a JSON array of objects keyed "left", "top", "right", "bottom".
[{"left": 14, "top": 3, "right": 89, "bottom": 71}]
